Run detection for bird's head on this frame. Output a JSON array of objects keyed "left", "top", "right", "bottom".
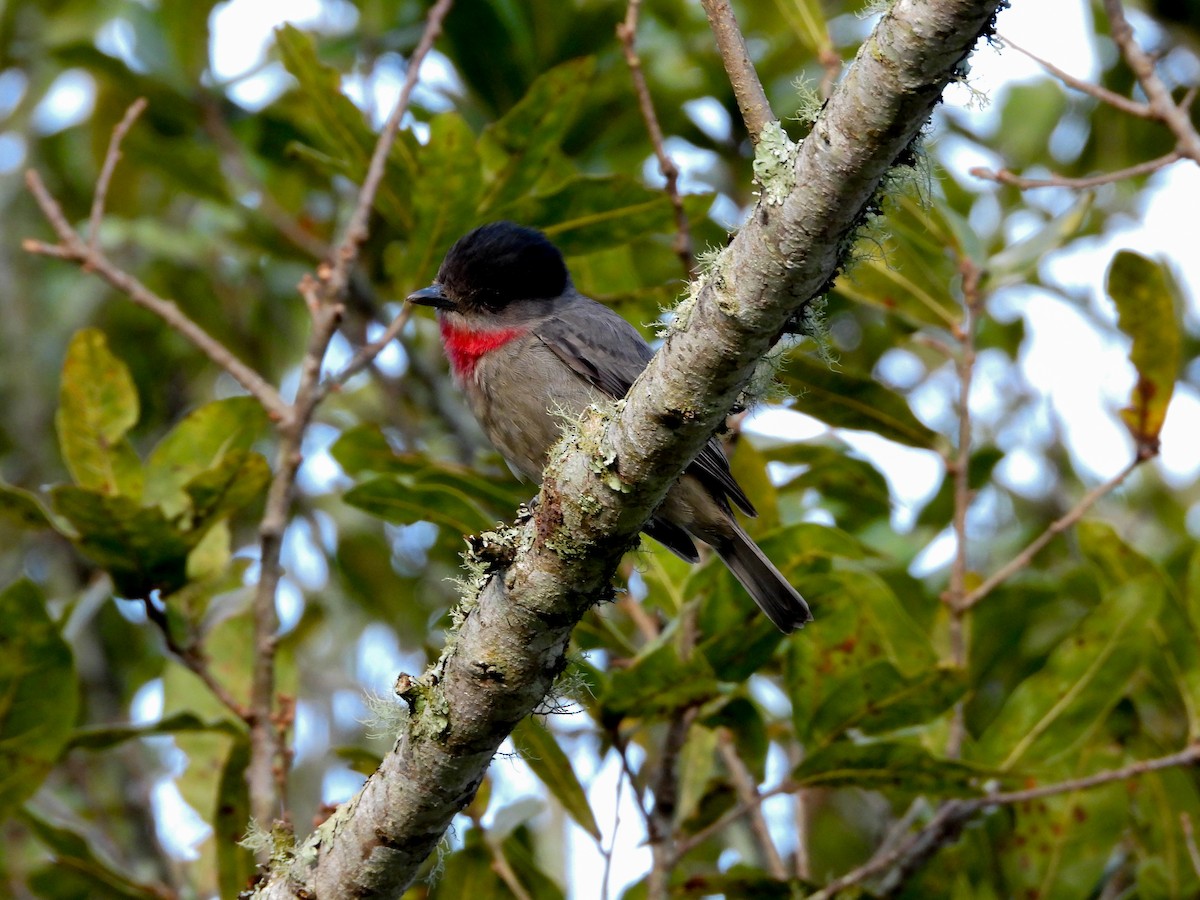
[{"left": 407, "top": 221, "right": 569, "bottom": 315}]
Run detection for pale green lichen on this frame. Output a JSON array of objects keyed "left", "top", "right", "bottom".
[
  {"left": 661, "top": 244, "right": 726, "bottom": 338},
  {"left": 752, "top": 121, "right": 798, "bottom": 206},
  {"left": 791, "top": 75, "right": 823, "bottom": 126},
  {"left": 361, "top": 688, "right": 410, "bottom": 740}
]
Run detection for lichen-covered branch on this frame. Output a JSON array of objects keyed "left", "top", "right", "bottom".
[{"left": 251, "top": 0, "right": 1010, "bottom": 895}]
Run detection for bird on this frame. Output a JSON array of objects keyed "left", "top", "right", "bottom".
[{"left": 408, "top": 221, "right": 811, "bottom": 633}]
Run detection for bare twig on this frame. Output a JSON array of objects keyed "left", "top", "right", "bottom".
[
  {"left": 488, "top": 842, "right": 534, "bottom": 900},
  {"left": 600, "top": 760, "right": 628, "bottom": 900},
  {"left": 89, "top": 98, "right": 148, "bottom": 254},
  {"left": 244, "top": 0, "right": 456, "bottom": 835},
  {"left": 970, "top": 152, "right": 1181, "bottom": 190},
  {"left": 23, "top": 175, "right": 289, "bottom": 421},
  {"left": 645, "top": 608, "right": 700, "bottom": 900},
  {"left": 141, "top": 597, "right": 249, "bottom": 720},
  {"left": 958, "top": 456, "right": 1144, "bottom": 610},
  {"left": 999, "top": 35, "right": 1152, "bottom": 119},
  {"left": 1182, "top": 813, "right": 1200, "bottom": 879},
  {"left": 809, "top": 745, "right": 1200, "bottom": 898},
  {"left": 983, "top": 744, "right": 1200, "bottom": 806},
  {"left": 617, "top": 0, "right": 695, "bottom": 275},
  {"left": 675, "top": 779, "right": 796, "bottom": 858},
  {"left": 944, "top": 259, "right": 981, "bottom": 757},
  {"left": 324, "top": 0, "right": 454, "bottom": 302},
  {"left": 316, "top": 303, "right": 415, "bottom": 401},
  {"left": 699, "top": 0, "right": 775, "bottom": 143},
  {"left": 716, "top": 728, "right": 787, "bottom": 879},
  {"left": 1103, "top": 0, "right": 1200, "bottom": 164}
]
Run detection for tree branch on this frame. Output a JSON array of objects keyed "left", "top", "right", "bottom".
[
  {"left": 252, "top": 0, "right": 1010, "bottom": 895},
  {"left": 617, "top": 0, "right": 695, "bottom": 274},
  {"left": 957, "top": 455, "right": 1145, "bottom": 610},
  {"left": 716, "top": 728, "right": 787, "bottom": 879},
  {"left": 22, "top": 169, "right": 289, "bottom": 422},
  {"left": 88, "top": 97, "right": 147, "bottom": 254},
  {"left": 1103, "top": 0, "right": 1200, "bottom": 164},
  {"left": 699, "top": 0, "right": 775, "bottom": 143},
  {"left": 970, "top": 152, "right": 1182, "bottom": 189}
]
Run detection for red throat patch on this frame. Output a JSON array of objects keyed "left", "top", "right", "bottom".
[{"left": 439, "top": 320, "right": 526, "bottom": 379}]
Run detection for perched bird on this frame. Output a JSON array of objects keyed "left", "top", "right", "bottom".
[{"left": 408, "top": 221, "right": 811, "bottom": 633}]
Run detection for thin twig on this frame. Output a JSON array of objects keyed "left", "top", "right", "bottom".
[
  {"left": 807, "top": 800, "right": 972, "bottom": 900},
  {"left": 646, "top": 607, "right": 699, "bottom": 900},
  {"left": 675, "top": 779, "right": 797, "bottom": 858},
  {"left": 1182, "top": 813, "right": 1200, "bottom": 879},
  {"left": 243, "top": 0, "right": 456, "bottom": 835},
  {"left": 316, "top": 303, "right": 415, "bottom": 401},
  {"left": 617, "top": 0, "right": 695, "bottom": 275},
  {"left": 970, "top": 152, "right": 1181, "bottom": 190},
  {"left": 983, "top": 744, "right": 1200, "bottom": 806},
  {"left": 944, "top": 258, "right": 981, "bottom": 758},
  {"left": 141, "top": 598, "right": 249, "bottom": 720},
  {"left": 24, "top": 174, "right": 289, "bottom": 422},
  {"left": 600, "top": 760, "right": 627, "bottom": 900},
  {"left": 958, "top": 456, "right": 1144, "bottom": 610},
  {"left": 809, "top": 745, "right": 1200, "bottom": 898},
  {"left": 699, "top": 0, "right": 775, "bottom": 143},
  {"left": 488, "top": 842, "right": 534, "bottom": 900},
  {"left": 716, "top": 728, "right": 787, "bottom": 879},
  {"left": 89, "top": 98, "right": 148, "bottom": 254},
  {"left": 999, "top": 35, "right": 1152, "bottom": 119},
  {"left": 324, "top": 0, "right": 454, "bottom": 302},
  {"left": 1103, "top": 0, "right": 1200, "bottom": 164}
]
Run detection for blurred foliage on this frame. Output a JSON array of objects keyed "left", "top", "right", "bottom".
[{"left": 1, "top": 0, "right": 1199, "bottom": 898}]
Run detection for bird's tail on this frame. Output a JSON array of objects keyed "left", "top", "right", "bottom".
[{"left": 715, "top": 520, "right": 812, "bottom": 633}]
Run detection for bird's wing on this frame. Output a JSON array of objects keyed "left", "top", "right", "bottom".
[{"left": 535, "top": 297, "right": 755, "bottom": 517}]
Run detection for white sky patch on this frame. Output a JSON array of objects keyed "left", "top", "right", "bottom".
[{"left": 31, "top": 69, "right": 96, "bottom": 134}]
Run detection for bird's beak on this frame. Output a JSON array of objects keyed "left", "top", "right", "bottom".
[{"left": 407, "top": 283, "right": 451, "bottom": 309}]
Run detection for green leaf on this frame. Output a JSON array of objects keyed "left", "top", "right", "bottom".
[
  {"left": 778, "top": 354, "right": 940, "bottom": 449},
  {"left": 21, "top": 807, "right": 165, "bottom": 900},
  {"left": 974, "top": 577, "right": 1161, "bottom": 770},
  {"left": 787, "top": 570, "right": 939, "bottom": 742},
  {"left": 834, "top": 195, "right": 963, "bottom": 330},
  {"left": 55, "top": 329, "right": 143, "bottom": 497},
  {"left": 51, "top": 487, "right": 193, "bottom": 598},
  {"left": 674, "top": 724, "right": 719, "bottom": 827},
  {"left": 184, "top": 449, "right": 271, "bottom": 531},
  {"left": 334, "top": 746, "right": 383, "bottom": 776},
  {"left": 807, "top": 662, "right": 967, "bottom": 747},
  {"left": 0, "top": 481, "right": 62, "bottom": 531},
  {"left": 603, "top": 635, "right": 722, "bottom": 718},
  {"left": 387, "top": 112, "right": 485, "bottom": 294},
  {"left": 513, "top": 717, "right": 601, "bottom": 840},
  {"left": 343, "top": 475, "right": 506, "bottom": 535},
  {"left": 480, "top": 57, "right": 596, "bottom": 213},
  {"left": 1106, "top": 250, "right": 1182, "bottom": 447},
  {"left": 274, "top": 25, "right": 419, "bottom": 229},
  {"left": 984, "top": 193, "right": 1093, "bottom": 292},
  {"left": 68, "top": 711, "right": 244, "bottom": 751},
  {"left": 215, "top": 738, "right": 255, "bottom": 900},
  {"left": 333, "top": 425, "right": 527, "bottom": 514},
  {"left": 143, "top": 397, "right": 269, "bottom": 517},
  {"left": 994, "top": 749, "right": 1131, "bottom": 899},
  {"left": 496, "top": 175, "right": 700, "bottom": 257},
  {"left": 0, "top": 581, "right": 77, "bottom": 819},
  {"left": 792, "top": 741, "right": 991, "bottom": 796}
]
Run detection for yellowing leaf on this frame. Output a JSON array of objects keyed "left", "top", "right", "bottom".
[
  {"left": 1106, "top": 251, "right": 1181, "bottom": 450},
  {"left": 55, "top": 329, "right": 143, "bottom": 498}
]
